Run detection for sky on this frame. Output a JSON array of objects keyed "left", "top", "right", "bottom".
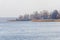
[{"left": 0, "top": 0, "right": 60, "bottom": 17}]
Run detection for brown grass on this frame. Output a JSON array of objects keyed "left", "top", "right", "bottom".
[{"left": 32, "top": 19, "right": 60, "bottom": 22}]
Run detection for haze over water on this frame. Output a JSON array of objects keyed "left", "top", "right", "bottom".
[{"left": 0, "top": 0, "right": 60, "bottom": 17}]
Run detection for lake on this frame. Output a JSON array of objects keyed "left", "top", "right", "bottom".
[{"left": 0, "top": 21, "right": 60, "bottom": 40}]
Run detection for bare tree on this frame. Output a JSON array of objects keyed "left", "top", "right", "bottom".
[{"left": 42, "top": 10, "right": 49, "bottom": 19}]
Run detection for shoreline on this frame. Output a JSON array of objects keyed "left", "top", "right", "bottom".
[
  {"left": 8, "top": 19, "right": 60, "bottom": 22},
  {"left": 32, "top": 19, "right": 60, "bottom": 22}
]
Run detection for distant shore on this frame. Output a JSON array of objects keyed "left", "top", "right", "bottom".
[{"left": 8, "top": 19, "right": 60, "bottom": 22}]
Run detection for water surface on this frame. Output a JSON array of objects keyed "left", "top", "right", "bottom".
[{"left": 0, "top": 21, "right": 60, "bottom": 40}]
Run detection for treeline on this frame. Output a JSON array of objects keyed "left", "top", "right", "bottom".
[{"left": 16, "top": 10, "right": 60, "bottom": 21}]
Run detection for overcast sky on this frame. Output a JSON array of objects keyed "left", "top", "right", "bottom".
[{"left": 0, "top": 0, "right": 60, "bottom": 17}]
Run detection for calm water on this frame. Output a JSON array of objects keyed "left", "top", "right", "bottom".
[{"left": 0, "top": 21, "right": 60, "bottom": 40}]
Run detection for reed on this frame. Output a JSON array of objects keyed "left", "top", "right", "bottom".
[{"left": 32, "top": 19, "right": 60, "bottom": 22}]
